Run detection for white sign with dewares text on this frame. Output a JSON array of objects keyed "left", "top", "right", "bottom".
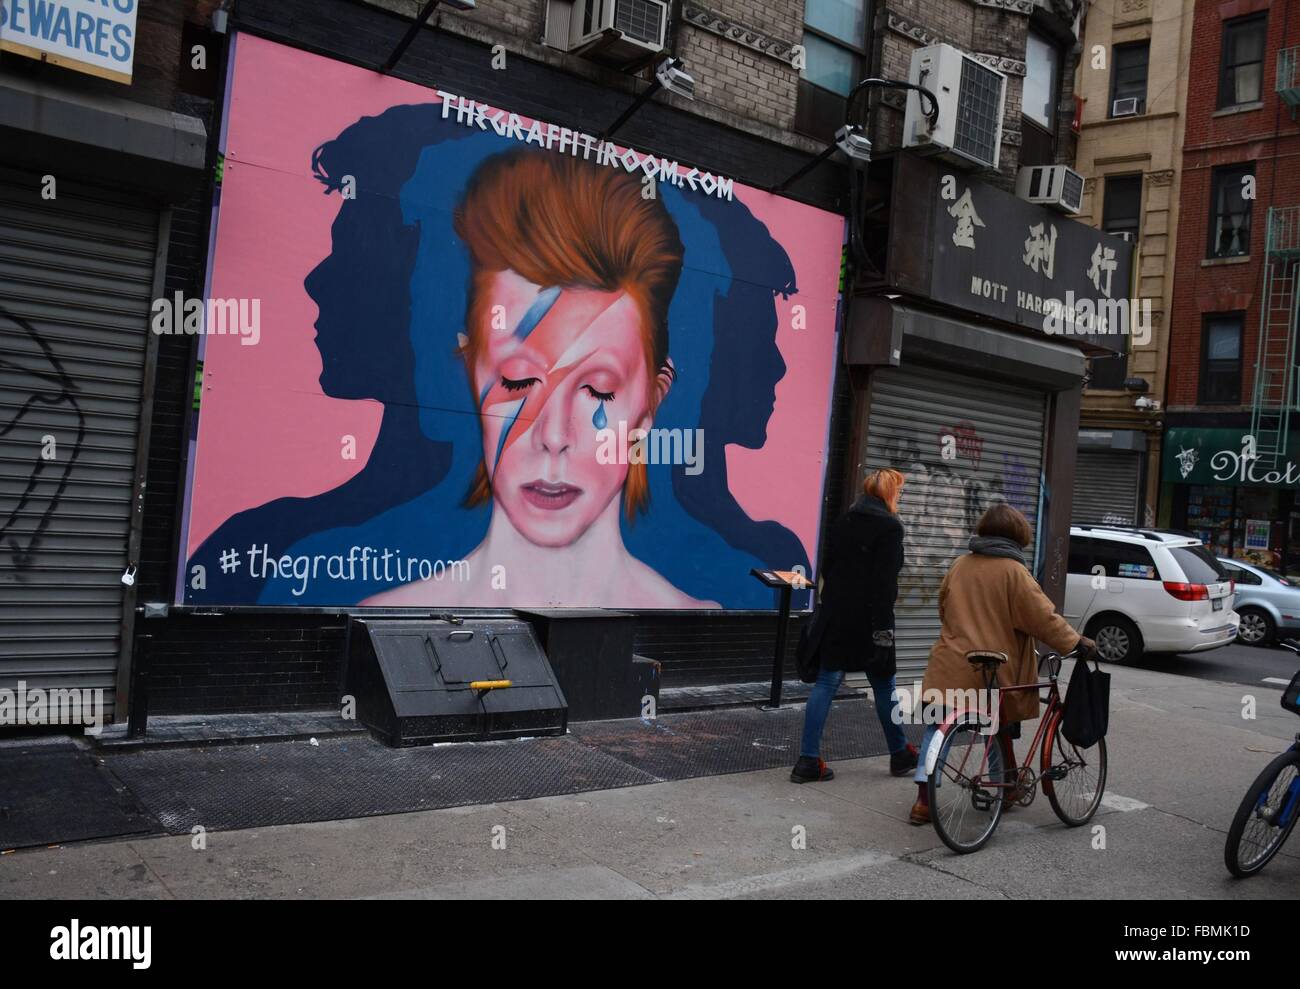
[{"left": 0, "top": 0, "right": 138, "bottom": 84}]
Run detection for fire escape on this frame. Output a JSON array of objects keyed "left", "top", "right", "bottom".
[
  {"left": 1249, "top": 207, "right": 1300, "bottom": 468},
  {"left": 1249, "top": 48, "right": 1300, "bottom": 467}
]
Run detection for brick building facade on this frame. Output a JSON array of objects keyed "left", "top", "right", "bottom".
[
  {"left": 1070, "top": 0, "right": 1193, "bottom": 528},
  {"left": 1163, "top": 0, "right": 1300, "bottom": 572},
  {"left": 3, "top": 0, "right": 1107, "bottom": 727}
]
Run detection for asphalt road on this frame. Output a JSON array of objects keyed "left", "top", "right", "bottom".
[{"left": 1134, "top": 639, "right": 1300, "bottom": 692}]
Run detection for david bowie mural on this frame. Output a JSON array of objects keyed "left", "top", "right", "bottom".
[{"left": 179, "top": 36, "right": 844, "bottom": 610}]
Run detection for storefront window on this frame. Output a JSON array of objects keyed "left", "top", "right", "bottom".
[
  {"left": 1181, "top": 485, "right": 1297, "bottom": 574},
  {"left": 1289, "top": 506, "right": 1300, "bottom": 577},
  {"left": 1185, "top": 485, "right": 1234, "bottom": 557},
  {"left": 1233, "top": 488, "right": 1282, "bottom": 569}
]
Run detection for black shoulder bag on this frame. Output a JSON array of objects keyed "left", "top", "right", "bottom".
[
  {"left": 1062, "top": 654, "right": 1111, "bottom": 749},
  {"left": 795, "top": 591, "right": 826, "bottom": 684}
]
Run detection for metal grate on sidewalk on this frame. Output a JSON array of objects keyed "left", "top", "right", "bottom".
[{"left": 97, "top": 699, "right": 920, "bottom": 837}]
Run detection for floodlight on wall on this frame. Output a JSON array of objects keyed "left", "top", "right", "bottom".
[
  {"left": 835, "top": 125, "right": 873, "bottom": 163},
  {"left": 381, "top": 0, "right": 478, "bottom": 74},
  {"left": 655, "top": 57, "right": 696, "bottom": 99},
  {"left": 601, "top": 57, "right": 695, "bottom": 142},
  {"left": 212, "top": 1, "right": 231, "bottom": 35},
  {"left": 773, "top": 78, "right": 937, "bottom": 192}
]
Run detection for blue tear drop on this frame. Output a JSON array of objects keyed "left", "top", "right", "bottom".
[{"left": 592, "top": 400, "right": 607, "bottom": 430}]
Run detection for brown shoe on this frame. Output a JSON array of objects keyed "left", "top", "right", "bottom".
[
  {"left": 909, "top": 798, "right": 931, "bottom": 826},
  {"left": 1003, "top": 778, "right": 1027, "bottom": 810}
]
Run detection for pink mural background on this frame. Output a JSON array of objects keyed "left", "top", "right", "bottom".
[{"left": 184, "top": 34, "right": 843, "bottom": 602}]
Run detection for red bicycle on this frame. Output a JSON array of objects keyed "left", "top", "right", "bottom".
[{"left": 925, "top": 648, "right": 1108, "bottom": 854}]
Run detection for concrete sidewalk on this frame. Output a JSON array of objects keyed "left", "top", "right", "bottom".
[{"left": 2, "top": 664, "right": 1298, "bottom": 899}]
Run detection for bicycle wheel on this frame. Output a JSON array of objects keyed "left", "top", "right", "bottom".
[
  {"left": 1225, "top": 749, "right": 1300, "bottom": 878},
  {"left": 1041, "top": 710, "right": 1107, "bottom": 826},
  {"left": 928, "top": 720, "right": 1006, "bottom": 854}
]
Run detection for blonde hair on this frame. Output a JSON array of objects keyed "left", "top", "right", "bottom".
[{"left": 863, "top": 468, "right": 905, "bottom": 513}]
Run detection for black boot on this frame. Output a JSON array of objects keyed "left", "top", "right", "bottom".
[
  {"left": 790, "top": 755, "right": 834, "bottom": 784},
  {"left": 890, "top": 743, "right": 919, "bottom": 777}
]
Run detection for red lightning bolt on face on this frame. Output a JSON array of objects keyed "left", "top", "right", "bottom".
[{"left": 478, "top": 284, "right": 636, "bottom": 478}]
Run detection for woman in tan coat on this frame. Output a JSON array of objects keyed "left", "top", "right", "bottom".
[{"left": 910, "top": 503, "right": 1095, "bottom": 825}]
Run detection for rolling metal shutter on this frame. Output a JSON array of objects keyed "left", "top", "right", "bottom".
[
  {"left": 862, "top": 364, "right": 1048, "bottom": 676},
  {"left": 1072, "top": 449, "right": 1141, "bottom": 527},
  {"left": 0, "top": 167, "right": 159, "bottom": 723}
]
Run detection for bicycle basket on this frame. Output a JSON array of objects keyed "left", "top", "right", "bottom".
[{"left": 1284, "top": 670, "right": 1300, "bottom": 716}]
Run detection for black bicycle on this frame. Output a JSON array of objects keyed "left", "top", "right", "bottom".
[{"left": 1224, "top": 638, "right": 1300, "bottom": 878}]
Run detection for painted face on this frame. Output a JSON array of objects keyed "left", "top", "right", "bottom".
[{"left": 471, "top": 269, "right": 656, "bottom": 547}]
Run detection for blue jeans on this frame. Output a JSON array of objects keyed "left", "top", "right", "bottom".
[
  {"left": 914, "top": 724, "right": 940, "bottom": 783},
  {"left": 913, "top": 723, "right": 1012, "bottom": 784},
  {"left": 799, "top": 668, "right": 909, "bottom": 758}
]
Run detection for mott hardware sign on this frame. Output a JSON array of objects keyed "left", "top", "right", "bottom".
[
  {"left": 0, "top": 0, "right": 138, "bottom": 84},
  {"left": 885, "top": 155, "right": 1135, "bottom": 353}
]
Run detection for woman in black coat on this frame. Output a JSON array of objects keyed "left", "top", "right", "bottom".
[{"left": 791, "top": 468, "right": 917, "bottom": 783}]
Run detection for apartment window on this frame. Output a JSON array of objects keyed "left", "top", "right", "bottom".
[
  {"left": 1200, "top": 314, "right": 1243, "bottom": 405},
  {"left": 1084, "top": 174, "right": 1144, "bottom": 390},
  {"left": 1103, "top": 174, "right": 1142, "bottom": 241},
  {"left": 795, "top": 0, "right": 869, "bottom": 140},
  {"left": 1208, "top": 164, "right": 1253, "bottom": 258},
  {"left": 1219, "top": 13, "right": 1267, "bottom": 108},
  {"left": 1024, "top": 32, "right": 1060, "bottom": 130},
  {"left": 1110, "top": 42, "right": 1149, "bottom": 116}
]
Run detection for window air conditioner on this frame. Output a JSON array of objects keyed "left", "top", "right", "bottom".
[
  {"left": 1111, "top": 97, "right": 1140, "bottom": 117},
  {"left": 1015, "top": 164, "right": 1085, "bottom": 214},
  {"left": 546, "top": 0, "right": 668, "bottom": 64},
  {"left": 904, "top": 44, "right": 1006, "bottom": 171}
]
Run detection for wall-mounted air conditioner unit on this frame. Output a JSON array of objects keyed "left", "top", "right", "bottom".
[
  {"left": 1015, "top": 164, "right": 1085, "bottom": 214},
  {"left": 904, "top": 44, "right": 1006, "bottom": 171},
  {"left": 1111, "top": 97, "right": 1140, "bottom": 117},
  {"left": 545, "top": 0, "right": 668, "bottom": 64}
]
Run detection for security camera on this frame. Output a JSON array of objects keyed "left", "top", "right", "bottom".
[{"left": 1134, "top": 396, "right": 1161, "bottom": 411}]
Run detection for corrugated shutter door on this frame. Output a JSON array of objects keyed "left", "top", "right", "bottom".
[
  {"left": 0, "top": 167, "right": 158, "bottom": 722},
  {"left": 1072, "top": 450, "right": 1140, "bottom": 526},
  {"left": 863, "top": 364, "right": 1047, "bottom": 676}
]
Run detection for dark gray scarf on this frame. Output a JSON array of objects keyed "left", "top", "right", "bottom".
[{"left": 968, "top": 535, "right": 1026, "bottom": 566}]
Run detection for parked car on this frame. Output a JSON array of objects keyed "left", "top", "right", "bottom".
[
  {"left": 1065, "top": 526, "right": 1238, "bottom": 663},
  {"left": 1217, "top": 558, "right": 1300, "bottom": 647}
]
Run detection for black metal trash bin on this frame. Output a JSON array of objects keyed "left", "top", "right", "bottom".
[{"left": 344, "top": 617, "right": 567, "bottom": 746}]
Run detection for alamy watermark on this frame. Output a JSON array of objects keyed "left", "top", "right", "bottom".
[
  {"left": 50, "top": 920, "right": 150, "bottom": 969},
  {"left": 595, "top": 420, "right": 704, "bottom": 475},
  {"left": 150, "top": 293, "right": 261, "bottom": 345},
  {"left": 891, "top": 681, "right": 1001, "bottom": 735},
  {"left": 1040, "top": 291, "right": 1152, "bottom": 346},
  {"left": 0, "top": 681, "right": 106, "bottom": 729}
]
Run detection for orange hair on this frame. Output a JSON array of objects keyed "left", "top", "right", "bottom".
[
  {"left": 863, "top": 468, "right": 906, "bottom": 513},
  {"left": 453, "top": 149, "right": 683, "bottom": 518}
]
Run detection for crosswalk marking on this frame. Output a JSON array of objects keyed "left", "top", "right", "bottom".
[{"left": 1100, "top": 793, "right": 1150, "bottom": 812}]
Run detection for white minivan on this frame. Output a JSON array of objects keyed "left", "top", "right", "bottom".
[{"left": 1065, "top": 526, "right": 1239, "bottom": 663}]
